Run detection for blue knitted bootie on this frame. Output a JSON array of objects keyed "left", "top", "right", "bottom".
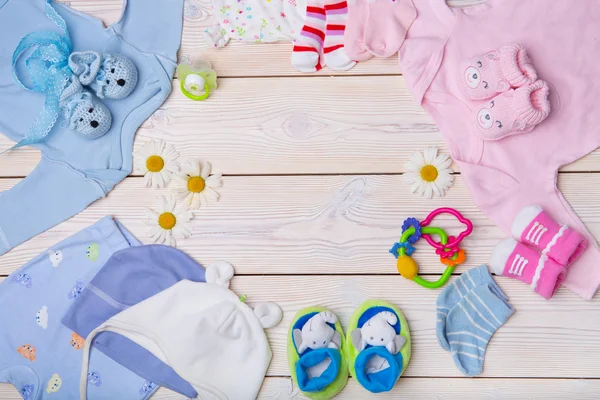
[
  {"left": 59, "top": 78, "right": 112, "bottom": 139},
  {"left": 69, "top": 51, "right": 138, "bottom": 100}
]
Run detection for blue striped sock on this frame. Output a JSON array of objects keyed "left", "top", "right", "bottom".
[
  {"left": 436, "top": 265, "right": 507, "bottom": 351},
  {"left": 446, "top": 284, "right": 514, "bottom": 376}
]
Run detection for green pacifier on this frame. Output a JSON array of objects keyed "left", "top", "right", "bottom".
[{"left": 177, "top": 60, "right": 217, "bottom": 101}]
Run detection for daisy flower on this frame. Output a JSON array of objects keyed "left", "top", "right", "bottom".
[
  {"left": 134, "top": 140, "right": 180, "bottom": 188},
  {"left": 146, "top": 195, "right": 193, "bottom": 247},
  {"left": 172, "top": 160, "right": 223, "bottom": 209},
  {"left": 404, "top": 147, "right": 454, "bottom": 199}
]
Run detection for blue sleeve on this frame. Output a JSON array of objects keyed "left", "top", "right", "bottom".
[
  {"left": 0, "top": 156, "right": 104, "bottom": 255},
  {"left": 113, "top": 0, "right": 185, "bottom": 63}
]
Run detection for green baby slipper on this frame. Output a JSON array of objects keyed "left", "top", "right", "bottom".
[
  {"left": 288, "top": 306, "right": 349, "bottom": 399},
  {"left": 344, "top": 300, "right": 411, "bottom": 394}
]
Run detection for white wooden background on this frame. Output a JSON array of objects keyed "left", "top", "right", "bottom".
[{"left": 2, "top": 0, "right": 600, "bottom": 399}]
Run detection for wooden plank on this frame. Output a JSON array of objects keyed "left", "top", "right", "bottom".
[
  {"left": 2, "top": 77, "right": 600, "bottom": 177},
  {"left": 2, "top": 377, "right": 600, "bottom": 399},
  {"left": 1, "top": 275, "right": 600, "bottom": 378},
  {"left": 0, "top": 173, "right": 596, "bottom": 275},
  {"left": 1, "top": 173, "right": 599, "bottom": 276}
]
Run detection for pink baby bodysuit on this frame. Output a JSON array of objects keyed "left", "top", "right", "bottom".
[{"left": 398, "top": 0, "right": 600, "bottom": 299}]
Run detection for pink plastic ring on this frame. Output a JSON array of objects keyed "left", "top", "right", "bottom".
[{"left": 421, "top": 207, "right": 473, "bottom": 251}]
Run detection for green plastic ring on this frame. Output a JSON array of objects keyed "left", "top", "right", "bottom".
[
  {"left": 398, "top": 226, "right": 455, "bottom": 289},
  {"left": 180, "top": 80, "right": 210, "bottom": 101}
]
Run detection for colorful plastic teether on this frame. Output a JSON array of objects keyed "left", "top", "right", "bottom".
[
  {"left": 421, "top": 208, "right": 473, "bottom": 257},
  {"left": 390, "top": 208, "right": 474, "bottom": 289},
  {"left": 177, "top": 60, "right": 217, "bottom": 101}
]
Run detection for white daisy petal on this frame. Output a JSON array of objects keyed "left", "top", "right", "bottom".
[
  {"left": 435, "top": 154, "right": 453, "bottom": 170},
  {"left": 206, "top": 175, "right": 223, "bottom": 188},
  {"left": 424, "top": 184, "right": 433, "bottom": 199},
  {"left": 190, "top": 193, "right": 201, "bottom": 209},
  {"left": 200, "top": 162, "right": 212, "bottom": 179},
  {"left": 404, "top": 160, "right": 422, "bottom": 172},
  {"left": 203, "top": 187, "right": 220, "bottom": 202}
]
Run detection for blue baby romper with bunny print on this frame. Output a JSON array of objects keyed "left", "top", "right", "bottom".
[{"left": 0, "top": 0, "right": 184, "bottom": 255}]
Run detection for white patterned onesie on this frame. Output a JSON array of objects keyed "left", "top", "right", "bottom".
[{"left": 205, "top": 0, "right": 306, "bottom": 47}]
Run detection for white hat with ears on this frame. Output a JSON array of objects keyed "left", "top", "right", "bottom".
[{"left": 79, "top": 262, "right": 282, "bottom": 400}]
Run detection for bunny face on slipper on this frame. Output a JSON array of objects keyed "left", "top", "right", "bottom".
[{"left": 69, "top": 51, "right": 138, "bottom": 100}]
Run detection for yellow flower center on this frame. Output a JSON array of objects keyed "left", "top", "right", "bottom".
[
  {"left": 420, "top": 165, "right": 439, "bottom": 182},
  {"left": 158, "top": 212, "right": 176, "bottom": 230},
  {"left": 187, "top": 176, "right": 206, "bottom": 193},
  {"left": 146, "top": 155, "right": 165, "bottom": 173}
]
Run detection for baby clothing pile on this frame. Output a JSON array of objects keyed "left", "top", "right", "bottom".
[
  {"left": 206, "top": 0, "right": 418, "bottom": 72},
  {"left": 0, "top": 217, "right": 281, "bottom": 400},
  {"left": 288, "top": 301, "right": 411, "bottom": 399}
]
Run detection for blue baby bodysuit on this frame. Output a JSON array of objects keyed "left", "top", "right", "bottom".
[{"left": 0, "top": 0, "right": 184, "bottom": 255}]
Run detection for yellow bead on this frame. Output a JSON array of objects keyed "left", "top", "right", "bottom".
[{"left": 397, "top": 256, "right": 419, "bottom": 280}]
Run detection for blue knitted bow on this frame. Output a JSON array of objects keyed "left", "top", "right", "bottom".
[{"left": 9, "top": 0, "right": 72, "bottom": 151}]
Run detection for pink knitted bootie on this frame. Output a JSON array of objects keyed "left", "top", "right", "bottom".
[
  {"left": 460, "top": 44, "right": 538, "bottom": 100},
  {"left": 474, "top": 80, "right": 551, "bottom": 141},
  {"left": 490, "top": 239, "right": 566, "bottom": 300},
  {"left": 512, "top": 205, "right": 587, "bottom": 266}
]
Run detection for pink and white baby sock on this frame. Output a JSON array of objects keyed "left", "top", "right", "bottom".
[
  {"left": 490, "top": 205, "right": 587, "bottom": 299},
  {"left": 344, "top": 0, "right": 372, "bottom": 61},
  {"left": 323, "top": 0, "right": 356, "bottom": 71},
  {"left": 292, "top": 1, "right": 327, "bottom": 72},
  {"left": 344, "top": 0, "right": 416, "bottom": 60},
  {"left": 363, "top": 0, "right": 416, "bottom": 58},
  {"left": 512, "top": 205, "right": 587, "bottom": 266}
]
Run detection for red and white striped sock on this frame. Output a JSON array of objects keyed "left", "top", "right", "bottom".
[
  {"left": 324, "top": 0, "right": 356, "bottom": 71},
  {"left": 291, "top": 0, "right": 326, "bottom": 73}
]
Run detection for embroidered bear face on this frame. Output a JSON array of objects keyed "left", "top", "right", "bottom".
[
  {"left": 97, "top": 54, "right": 138, "bottom": 100},
  {"left": 69, "top": 98, "right": 112, "bottom": 138},
  {"left": 476, "top": 99, "right": 502, "bottom": 131},
  {"left": 12, "top": 273, "right": 32, "bottom": 288},
  {"left": 17, "top": 344, "right": 36, "bottom": 361},
  {"left": 460, "top": 51, "right": 511, "bottom": 101},
  {"left": 46, "top": 374, "right": 62, "bottom": 394},
  {"left": 71, "top": 332, "right": 85, "bottom": 350}
]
